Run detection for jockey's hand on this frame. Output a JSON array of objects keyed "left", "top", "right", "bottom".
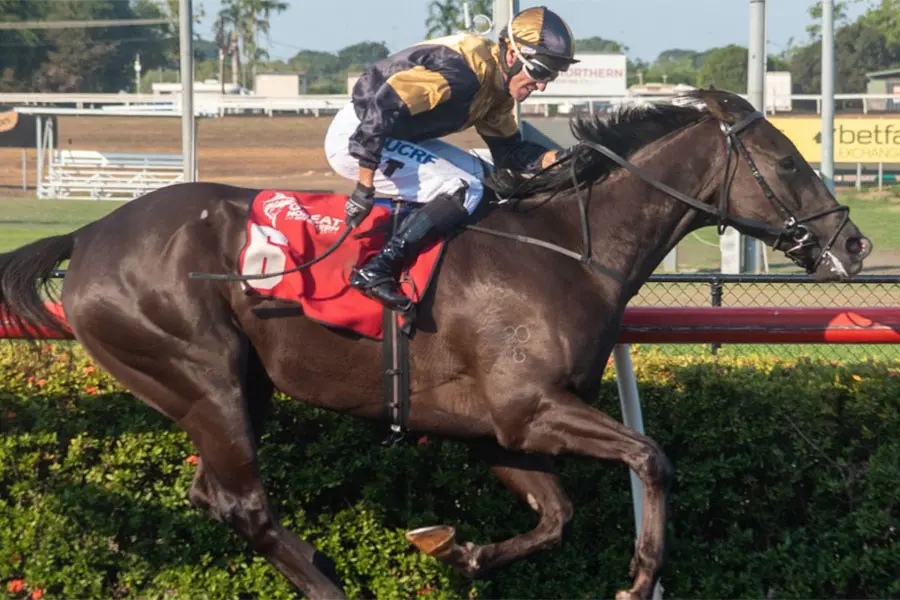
[{"left": 345, "top": 181, "right": 375, "bottom": 228}]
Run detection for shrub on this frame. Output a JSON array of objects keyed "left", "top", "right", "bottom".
[{"left": 0, "top": 344, "right": 897, "bottom": 599}]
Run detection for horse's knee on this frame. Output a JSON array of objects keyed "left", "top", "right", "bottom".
[
  {"left": 190, "top": 469, "right": 276, "bottom": 547},
  {"left": 631, "top": 442, "right": 674, "bottom": 490}
]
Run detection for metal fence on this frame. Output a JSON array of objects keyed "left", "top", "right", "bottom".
[{"left": 631, "top": 274, "right": 900, "bottom": 361}]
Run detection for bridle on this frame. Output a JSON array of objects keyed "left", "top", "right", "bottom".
[
  {"left": 472, "top": 109, "right": 854, "bottom": 277},
  {"left": 714, "top": 110, "right": 851, "bottom": 272}
]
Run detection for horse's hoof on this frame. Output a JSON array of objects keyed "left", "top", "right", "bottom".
[{"left": 405, "top": 525, "right": 456, "bottom": 559}]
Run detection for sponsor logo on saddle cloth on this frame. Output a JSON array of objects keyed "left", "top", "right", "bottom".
[{"left": 261, "top": 191, "right": 344, "bottom": 234}]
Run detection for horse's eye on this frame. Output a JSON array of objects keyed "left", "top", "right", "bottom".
[{"left": 778, "top": 156, "right": 796, "bottom": 172}]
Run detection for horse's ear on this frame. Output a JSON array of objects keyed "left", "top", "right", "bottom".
[
  {"left": 701, "top": 92, "right": 731, "bottom": 122},
  {"left": 697, "top": 89, "right": 754, "bottom": 124}
]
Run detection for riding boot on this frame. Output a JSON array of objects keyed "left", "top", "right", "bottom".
[{"left": 350, "top": 187, "right": 469, "bottom": 312}]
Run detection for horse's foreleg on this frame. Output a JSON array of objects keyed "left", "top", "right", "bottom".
[
  {"left": 406, "top": 446, "right": 572, "bottom": 578},
  {"left": 492, "top": 389, "right": 673, "bottom": 600}
]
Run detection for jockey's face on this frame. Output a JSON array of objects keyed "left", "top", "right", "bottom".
[{"left": 504, "top": 47, "right": 550, "bottom": 102}]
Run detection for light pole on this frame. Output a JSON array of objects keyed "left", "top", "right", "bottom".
[
  {"left": 179, "top": 0, "right": 194, "bottom": 183},
  {"left": 133, "top": 53, "right": 142, "bottom": 95},
  {"left": 821, "top": 0, "right": 836, "bottom": 194}
]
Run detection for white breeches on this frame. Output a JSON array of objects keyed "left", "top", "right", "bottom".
[{"left": 324, "top": 102, "right": 485, "bottom": 214}]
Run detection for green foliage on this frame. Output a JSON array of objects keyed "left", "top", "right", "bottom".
[
  {"left": 336, "top": 42, "right": 390, "bottom": 73},
  {"left": 789, "top": 20, "right": 900, "bottom": 93},
  {"left": 217, "top": 0, "right": 288, "bottom": 86},
  {"left": 425, "top": 0, "right": 492, "bottom": 39},
  {"left": 0, "top": 0, "right": 172, "bottom": 93},
  {"left": 805, "top": 0, "right": 859, "bottom": 40},
  {"left": 696, "top": 45, "right": 750, "bottom": 93},
  {"left": 0, "top": 344, "right": 897, "bottom": 599},
  {"left": 576, "top": 36, "right": 628, "bottom": 54},
  {"left": 861, "top": 0, "right": 900, "bottom": 46}
]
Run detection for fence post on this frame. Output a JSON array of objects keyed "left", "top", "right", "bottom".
[
  {"left": 856, "top": 163, "right": 862, "bottom": 191},
  {"left": 21, "top": 149, "right": 27, "bottom": 191},
  {"left": 710, "top": 277, "right": 724, "bottom": 355},
  {"left": 612, "top": 343, "right": 664, "bottom": 600},
  {"left": 878, "top": 162, "right": 883, "bottom": 191}
]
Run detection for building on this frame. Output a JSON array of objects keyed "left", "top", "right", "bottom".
[
  {"left": 865, "top": 68, "right": 900, "bottom": 112},
  {"left": 254, "top": 71, "right": 309, "bottom": 97},
  {"left": 347, "top": 71, "right": 362, "bottom": 95}
]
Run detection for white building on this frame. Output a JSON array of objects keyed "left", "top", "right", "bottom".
[{"left": 254, "top": 72, "right": 309, "bottom": 97}]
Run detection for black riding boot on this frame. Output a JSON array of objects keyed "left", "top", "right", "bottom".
[{"left": 349, "top": 188, "right": 469, "bottom": 312}]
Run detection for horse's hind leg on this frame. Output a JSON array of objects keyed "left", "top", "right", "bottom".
[
  {"left": 406, "top": 445, "right": 573, "bottom": 578},
  {"left": 66, "top": 312, "right": 346, "bottom": 599}
]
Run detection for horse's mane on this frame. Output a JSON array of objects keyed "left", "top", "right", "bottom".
[{"left": 484, "top": 90, "right": 714, "bottom": 200}]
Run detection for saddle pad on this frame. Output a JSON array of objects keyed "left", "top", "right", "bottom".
[{"left": 237, "top": 190, "right": 443, "bottom": 339}]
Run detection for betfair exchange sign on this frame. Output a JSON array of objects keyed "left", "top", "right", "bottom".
[{"left": 768, "top": 116, "right": 900, "bottom": 164}]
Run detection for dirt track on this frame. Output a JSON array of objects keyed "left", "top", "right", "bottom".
[{"left": 0, "top": 115, "right": 486, "bottom": 195}]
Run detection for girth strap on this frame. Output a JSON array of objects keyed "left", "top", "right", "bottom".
[{"left": 381, "top": 201, "right": 411, "bottom": 445}]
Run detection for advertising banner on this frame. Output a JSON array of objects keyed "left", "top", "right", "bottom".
[
  {"left": 530, "top": 53, "right": 627, "bottom": 97},
  {"left": 768, "top": 116, "right": 900, "bottom": 164}
]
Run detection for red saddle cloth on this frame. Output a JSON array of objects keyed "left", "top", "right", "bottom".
[{"left": 237, "top": 190, "right": 444, "bottom": 339}]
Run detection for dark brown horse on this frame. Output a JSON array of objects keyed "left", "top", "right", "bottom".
[{"left": 0, "top": 89, "right": 872, "bottom": 599}]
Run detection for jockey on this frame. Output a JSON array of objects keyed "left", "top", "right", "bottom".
[{"left": 324, "top": 5, "right": 577, "bottom": 313}]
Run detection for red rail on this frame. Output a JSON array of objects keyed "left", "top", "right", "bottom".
[
  {"left": 2, "top": 303, "right": 900, "bottom": 344},
  {"left": 620, "top": 307, "right": 900, "bottom": 344}
]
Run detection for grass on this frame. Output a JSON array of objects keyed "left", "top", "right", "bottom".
[{"left": 0, "top": 196, "right": 127, "bottom": 254}]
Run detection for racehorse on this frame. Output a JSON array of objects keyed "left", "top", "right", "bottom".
[{"left": 0, "top": 89, "right": 872, "bottom": 600}]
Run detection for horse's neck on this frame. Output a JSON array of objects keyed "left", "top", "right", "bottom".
[{"left": 585, "top": 122, "right": 720, "bottom": 294}]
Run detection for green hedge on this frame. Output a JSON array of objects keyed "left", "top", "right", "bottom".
[{"left": 0, "top": 344, "right": 897, "bottom": 599}]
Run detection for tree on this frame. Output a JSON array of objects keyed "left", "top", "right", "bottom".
[
  {"left": 696, "top": 45, "right": 749, "bottom": 93},
  {"left": 21, "top": 0, "right": 170, "bottom": 92},
  {"left": 215, "top": 2, "right": 243, "bottom": 85},
  {"left": 289, "top": 50, "right": 341, "bottom": 77},
  {"left": 426, "top": 0, "right": 462, "bottom": 38},
  {"left": 656, "top": 49, "right": 710, "bottom": 69},
  {"left": 805, "top": 0, "right": 861, "bottom": 39},
  {"left": 0, "top": 0, "right": 48, "bottom": 91},
  {"left": 576, "top": 36, "right": 628, "bottom": 54},
  {"left": 425, "top": 0, "right": 491, "bottom": 38},
  {"left": 859, "top": 0, "right": 900, "bottom": 45},
  {"left": 218, "top": 0, "right": 288, "bottom": 88},
  {"left": 337, "top": 42, "right": 390, "bottom": 71},
  {"left": 644, "top": 56, "right": 701, "bottom": 86},
  {"left": 789, "top": 20, "right": 900, "bottom": 93}
]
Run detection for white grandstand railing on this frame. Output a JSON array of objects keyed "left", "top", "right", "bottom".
[{"left": 3, "top": 92, "right": 900, "bottom": 116}]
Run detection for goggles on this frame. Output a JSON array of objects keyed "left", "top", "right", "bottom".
[{"left": 506, "top": 22, "right": 560, "bottom": 83}]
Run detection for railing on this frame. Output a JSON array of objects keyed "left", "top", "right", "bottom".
[
  {"left": 3, "top": 302, "right": 899, "bottom": 346},
  {"left": 3, "top": 92, "right": 900, "bottom": 116}
]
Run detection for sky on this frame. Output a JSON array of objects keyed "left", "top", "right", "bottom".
[{"left": 194, "top": 0, "right": 872, "bottom": 64}]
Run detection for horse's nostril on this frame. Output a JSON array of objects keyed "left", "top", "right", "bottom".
[{"left": 846, "top": 236, "right": 873, "bottom": 259}]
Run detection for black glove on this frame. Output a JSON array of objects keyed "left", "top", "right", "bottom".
[{"left": 345, "top": 182, "right": 374, "bottom": 228}]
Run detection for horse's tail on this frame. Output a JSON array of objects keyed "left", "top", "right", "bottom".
[{"left": 0, "top": 232, "right": 74, "bottom": 339}]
